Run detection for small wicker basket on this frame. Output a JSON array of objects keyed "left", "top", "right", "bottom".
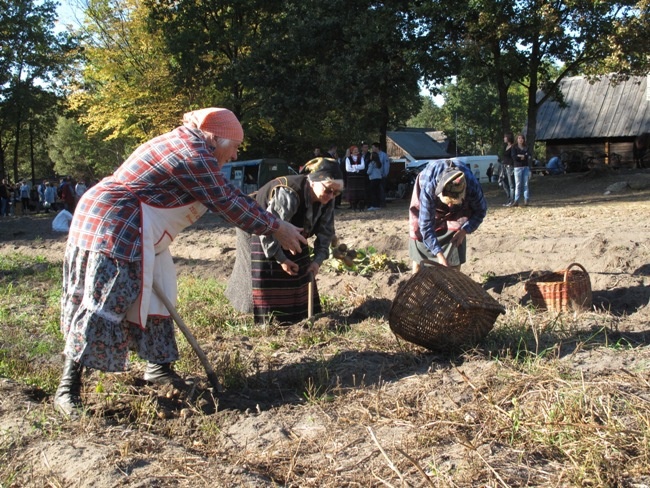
[
  {"left": 524, "top": 262, "right": 592, "bottom": 312},
  {"left": 389, "top": 260, "right": 505, "bottom": 352}
]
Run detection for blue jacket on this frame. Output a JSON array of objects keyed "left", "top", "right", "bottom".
[{"left": 415, "top": 159, "right": 487, "bottom": 256}]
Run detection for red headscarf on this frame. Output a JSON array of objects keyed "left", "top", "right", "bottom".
[{"left": 182, "top": 108, "right": 244, "bottom": 143}]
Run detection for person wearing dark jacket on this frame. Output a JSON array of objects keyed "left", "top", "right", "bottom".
[
  {"left": 510, "top": 133, "right": 531, "bottom": 207},
  {"left": 226, "top": 158, "right": 343, "bottom": 324},
  {"left": 502, "top": 132, "right": 516, "bottom": 205}
]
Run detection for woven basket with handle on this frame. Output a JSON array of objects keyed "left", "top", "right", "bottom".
[
  {"left": 524, "top": 262, "right": 592, "bottom": 312},
  {"left": 389, "top": 260, "right": 505, "bottom": 352}
]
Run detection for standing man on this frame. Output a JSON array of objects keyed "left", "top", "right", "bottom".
[
  {"left": 409, "top": 159, "right": 487, "bottom": 273},
  {"left": 372, "top": 142, "right": 390, "bottom": 207},
  {"left": 75, "top": 179, "right": 88, "bottom": 200},
  {"left": 19, "top": 180, "right": 31, "bottom": 215},
  {"left": 44, "top": 181, "right": 57, "bottom": 212},
  {"left": 486, "top": 163, "right": 494, "bottom": 183},
  {"left": 360, "top": 142, "right": 371, "bottom": 168},
  {"left": 59, "top": 177, "right": 77, "bottom": 214},
  {"left": 37, "top": 180, "right": 46, "bottom": 211}
]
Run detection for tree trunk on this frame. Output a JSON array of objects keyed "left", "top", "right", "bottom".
[
  {"left": 0, "top": 132, "right": 6, "bottom": 180},
  {"left": 378, "top": 94, "right": 389, "bottom": 151},
  {"left": 29, "top": 123, "right": 36, "bottom": 185},
  {"left": 492, "top": 41, "right": 512, "bottom": 136},
  {"left": 525, "top": 37, "right": 541, "bottom": 157},
  {"left": 13, "top": 106, "right": 22, "bottom": 183}
]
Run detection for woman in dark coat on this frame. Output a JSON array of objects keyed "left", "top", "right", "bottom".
[{"left": 226, "top": 157, "right": 344, "bottom": 324}]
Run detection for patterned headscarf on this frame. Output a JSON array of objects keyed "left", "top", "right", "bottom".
[
  {"left": 436, "top": 170, "right": 467, "bottom": 199},
  {"left": 301, "top": 157, "right": 343, "bottom": 182},
  {"left": 182, "top": 108, "right": 244, "bottom": 143}
]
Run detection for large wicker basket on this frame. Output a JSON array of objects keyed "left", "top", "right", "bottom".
[
  {"left": 389, "top": 260, "right": 505, "bottom": 352},
  {"left": 524, "top": 262, "right": 592, "bottom": 312}
]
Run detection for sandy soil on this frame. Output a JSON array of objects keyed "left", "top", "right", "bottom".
[{"left": 1, "top": 167, "right": 649, "bottom": 487}]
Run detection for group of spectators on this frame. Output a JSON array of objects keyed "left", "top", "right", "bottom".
[
  {"left": 498, "top": 132, "right": 532, "bottom": 207},
  {"left": 0, "top": 176, "right": 91, "bottom": 217},
  {"left": 313, "top": 142, "right": 390, "bottom": 211}
]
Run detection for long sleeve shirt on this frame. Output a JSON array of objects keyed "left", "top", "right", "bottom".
[
  {"left": 409, "top": 159, "right": 487, "bottom": 257},
  {"left": 511, "top": 145, "right": 530, "bottom": 168},
  {"left": 259, "top": 184, "right": 334, "bottom": 265},
  {"left": 44, "top": 186, "right": 57, "bottom": 204},
  {"left": 379, "top": 151, "right": 390, "bottom": 178},
  {"left": 367, "top": 155, "right": 383, "bottom": 180},
  {"left": 68, "top": 126, "right": 279, "bottom": 262},
  {"left": 345, "top": 155, "right": 365, "bottom": 173}
]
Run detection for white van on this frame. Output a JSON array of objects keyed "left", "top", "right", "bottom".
[
  {"left": 455, "top": 155, "right": 498, "bottom": 184},
  {"left": 405, "top": 155, "right": 498, "bottom": 184}
]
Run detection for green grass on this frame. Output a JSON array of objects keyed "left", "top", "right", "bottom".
[
  {"left": 0, "top": 254, "right": 64, "bottom": 391},
  {"left": 2, "top": 251, "right": 650, "bottom": 486}
]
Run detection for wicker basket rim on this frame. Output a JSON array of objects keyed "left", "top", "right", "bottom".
[{"left": 527, "top": 262, "right": 589, "bottom": 285}]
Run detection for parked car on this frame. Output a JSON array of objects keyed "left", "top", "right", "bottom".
[{"left": 220, "top": 158, "right": 296, "bottom": 194}]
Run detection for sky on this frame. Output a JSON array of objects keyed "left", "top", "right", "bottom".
[{"left": 54, "top": 0, "right": 81, "bottom": 32}]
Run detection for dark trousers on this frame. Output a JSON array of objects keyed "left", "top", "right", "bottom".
[{"left": 367, "top": 179, "right": 382, "bottom": 208}]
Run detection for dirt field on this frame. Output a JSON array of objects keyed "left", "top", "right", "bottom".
[{"left": 1, "top": 167, "right": 650, "bottom": 487}]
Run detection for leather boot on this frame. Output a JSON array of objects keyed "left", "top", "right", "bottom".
[
  {"left": 144, "top": 362, "right": 192, "bottom": 388},
  {"left": 53, "top": 357, "right": 84, "bottom": 417}
]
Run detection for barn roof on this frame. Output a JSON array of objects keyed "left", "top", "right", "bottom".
[
  {"left": 387, "top": 129, "right": 451, "bottom": 159},
  {"left": 536, "top": 75, "right": 650, "bottom": 141}
]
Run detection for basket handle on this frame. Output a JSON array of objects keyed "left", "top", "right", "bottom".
[{"left": 563, "top": 262, "right": 588, "bottom": 282}]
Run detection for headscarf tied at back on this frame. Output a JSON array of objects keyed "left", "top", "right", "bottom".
[
  {"left": 301, "top": 157, "right": 343, "bottom": 182},
  {"left": 182, "top": 108, "right": 244, "bottom": 143}
]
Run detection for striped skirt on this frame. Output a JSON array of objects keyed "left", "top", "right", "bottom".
[{"left": 251, "top": 237, "right": 321, "bottom": 325}]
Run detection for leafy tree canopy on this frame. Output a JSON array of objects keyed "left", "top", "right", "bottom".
[{"left": 0, "top": 0, "right": 78, "bottom": 181}]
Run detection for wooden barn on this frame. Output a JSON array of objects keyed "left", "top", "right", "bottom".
[
  {"left": 382, "top": 129, "right": 455, "bottom": 197},
  {"left": 386, "top": 128, "right": 454, "bottom": 161},
  {"left": 535, "top": 75, "right": 649, "bottom": 171}
]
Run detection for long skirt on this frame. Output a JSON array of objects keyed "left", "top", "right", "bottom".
[
  {"left": 251, "top": 237, "right": 321, "bottom": 324},
  {"left": 346, "top": 174, "right": 366, "bottom": 209},
  {"left": 60, "top": 246, "right": 179, "bottom": 372}
]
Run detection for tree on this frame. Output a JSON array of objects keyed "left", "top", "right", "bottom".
[
  {"left": 69, "top": 0, "right": 185, "bottom": 148},
  {"left": 48, "top": 115, "right": 127, "bottom": 179},
  {"left": 414, "top": 0, "right": 649, "bottom": 155},
  {"left": 513, "top": 0, "right": 640, "bottom": 150},
  {"left": 409, "top": 79, "right": 527, "bottom": 156},
  {"left": 146, "top": 0, "right": 424, "bottom": 160},
  {"left": 407, "top": 96, "right": 444, "bottom": 129},
  {"left": 0, "top": 0, "right": 77, "bottom": 182}
]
